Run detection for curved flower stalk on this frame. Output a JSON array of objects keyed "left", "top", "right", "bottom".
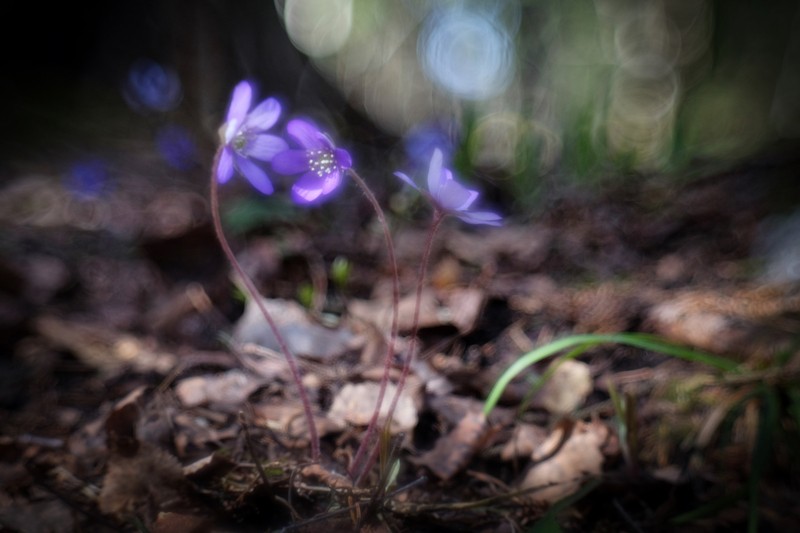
[
  {"left": 394, "top": 148, "right": 502, "bottom": 226},
  {"left": 210, "top": 81, "right": 320, "bottom": 461},
  {"left": 359, "top": 148, "right": 502, "bottom": 480},
  {"left": 272, "top": 119, "right": 352, "bottom": 204},
  {"left": 217, "top": 81, "right": 288, "bottom": 194}
]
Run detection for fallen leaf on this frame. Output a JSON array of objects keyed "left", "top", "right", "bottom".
[
  {"left": 348, "top": 290, "right": 442, "bottom": 333},
  {"left": 500, "top": 423, "right": 548, "bottom": 461},
  {"left": 34, "top": 316, "right": 176, "bottom": 374},
  {"left": 518, "top": 419, "right": 608, "bottom": 505},
  {"left": 538, "top": 359, "right": 592, "bottom": 415},
  {"left": 98, "top": 400, "right": 190, "bottom": 525},
  {"left": 443, "top": 287, "right": 486, "bottom": 334},
  {"left": 252, "top": 402, "right": 345, "bottom": 443},
  {"left": 175, "top": 369, "right": 263, "bottom": 409},
  {"left": 328, "top": 381, "right": 418, "bottom": 434},
  {"left": 411, "top": 411, "right": 492, "bottom": 480},
  {"left": 234, "top": 297, "right": 356, "bottom": 360}
]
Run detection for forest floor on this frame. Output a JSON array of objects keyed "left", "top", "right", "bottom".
[{"left": 2, "top": 143, "right": 800, "bottom": 532}]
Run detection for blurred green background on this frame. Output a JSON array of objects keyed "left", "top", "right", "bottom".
[{"left": 2, "top": 0, "right": 799, "bottom": 218}]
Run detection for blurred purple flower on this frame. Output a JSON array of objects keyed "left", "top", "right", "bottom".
[
  {"left": 156, "top": 124, "right": 197, "bottom": 171},
  {"left": 123, "top": 59, "right": 182, "bottom": 113},
  {"left": 66, "top": 158, "right": 108, "bottom": 199},
  {"left": 403, "top": 121, "right": 457, "bottom": 168},
  {"left": 271, "top": 119, "right": 352, "bottom": 204},
  {"left": 217, "top": 81, "right": 288, "bottom": 194},
  {"left": 394, "top": 148, "right": 502, "bottom": 226}
]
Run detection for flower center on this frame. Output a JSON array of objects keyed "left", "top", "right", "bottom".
[
  {"left": 307, "top": 149, "right": 336, "bottom": 177},
  {"left": 232, "top": 131, "right": 249, "bottom": 152}
]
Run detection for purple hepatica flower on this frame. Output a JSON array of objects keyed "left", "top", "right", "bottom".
[
  {"left": 123, "top": 59, "right": 182, "bottom": 113},
  {"left": 156, "top": 124, "right": 197, "bottom": 171},
  {"left": 394, "top": 148, "right": 502, "bottom": 226},
  {"left": 217, "top": 81, "right": 288, "bottom": 194},
  {"left": 271, "top": 119, "right": 352, "bottom": 204}
]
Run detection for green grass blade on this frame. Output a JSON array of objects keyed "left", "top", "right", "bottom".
[
  {"left": 484, "top": 333, "right": 738, "bottom": 416},
  {"left": 748, "top": 386, "right": 779, "bottom": 533}
]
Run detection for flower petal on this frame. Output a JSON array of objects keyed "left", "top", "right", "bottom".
[
  {"left": 321, "top": 169, "right": 343, "bottom": 195},
  {"left": 287, "top": 119, "right": 328, "bottom": 150},
  {"left": 227, "top": 81, "right": 252, "bottom": 124},
  {"left": 437, "top": 176, "right": 479, "bottom": 212},
  {"left": 216, "top": 147, "right": 234, "bottom": 184},
  {"left": 456, "top": 210, "right": 503, "bottom": 226},
  {"left": 222, "top": 118, "right": 240, "bottom": 144},
  {"left": 247, "top": 134, "right": 289, "bottom": 161},
  {"left": 334, "top": 148, "right": 352, "bottom": 170},
  {"left": 393, "top": 171, "right": 421, "bottom": 191},
  {"left": 427, "top": 148, "right": 444, "bottom": 196},
  {"left": 291, "top": 171, "right": 329, "bottom": 204},
  {"left": 272, "top": 149, "right": 311, "bottom": 174},
  {"left": 246, "top": 98, "right": 282, "bottom": 131},
  {"left": 235, "top": 155, "right": 274, "bottom": 194}
]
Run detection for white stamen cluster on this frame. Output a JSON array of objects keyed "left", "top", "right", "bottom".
[{"left": 307, "top": 149, "right": 336, "bottom": 177}]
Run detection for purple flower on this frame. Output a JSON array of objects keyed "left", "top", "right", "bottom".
[
  {"left": 271, "top": 119, "right": 352, "bottom": 204},
  {"left": 217, "top": 81, "right": 288, "bottom": 194},
  {"left": 123, "top": 59, "right": 182, "bottom": 113},
  {"left": 394, "top": 148, "right": 502, "bottom": 226},
  {"left": 156, "top": 124, "right": 196, "bottom": 171}
]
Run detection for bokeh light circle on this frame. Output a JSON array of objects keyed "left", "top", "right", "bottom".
[
  {"left": 418, "top": 6, "right": 514, "bottom": 100},
  {"left": 283, "top": 0, "right": 353, "bottom": 57}
]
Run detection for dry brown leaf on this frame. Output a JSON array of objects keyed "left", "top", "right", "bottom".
[
  {"left": 98, "top": 400, "right": 190, "bottom": 524},
  {"left": 411, "top": 411, "right": 492, "bottom": 480},
  {"left": 647, "top": 298, "right": 745, "bottom": 355},
  {"left": 234, "top": 297, "right": 357, "bottom": 360},
  {"left": 174, "top": 369, "right": 263, "bottom": 409},
  {"left": 34, "top": 316, "right": 176, "bottom": 374},
  {"left": 538, "top": 359, "right": 592, "bottom": 415},
  {"left": 518, "top": 419, "right": 609, "bottom": 505},
  {"left": 443, "top": 287, "right": 486, "bottom": 334},
  {"left": 430, "top": 255, "right": 463, "bottom": 289},
  {"left": 328, "top": 381, "right": 419, "bottom": 434},
  {"left": 98, "top": 444, "right": 188, "bottom": 519},
  {"left": 300, "top": 463, "right": 354, "bottom": 491},
  {"left": 252, "top": 402, "right": 346, "bottom": 442},
  {"left": 500, "top": 423, "right": 548, "bottom": 461},
  {"left": 646, "top": 283, "right": 800, "bottom": 358},
  {"left": 348, "top": 290, "right": 441, "bottom": 333}
]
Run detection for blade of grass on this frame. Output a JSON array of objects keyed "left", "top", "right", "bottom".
[
  {"left": 484, "top": 333, "right": 738, "bottom": 416},
  {"left": 748, "top": 386, "right": 779, "bottom": 533},
  {"left": 607, "top": 379, "right": 630, "bottom": 465}
]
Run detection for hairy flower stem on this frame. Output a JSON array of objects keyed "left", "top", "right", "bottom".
[
  {"left": 210, "top": 148, "right": 320, "bottom": 462},
  {"left": 347, "top": 169, "right": 401, "bottom": 482},
  {"left": 355, "top": 210, "right": 445, "bottom": 486}
]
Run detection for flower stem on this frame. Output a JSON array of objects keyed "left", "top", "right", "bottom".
[
  {"left": 346, "top": 169, "right": 401, "bottom": 482},
  {"left": 385, "top": 209, "right": 444, "bottom": 419},
  {"left": 210, "top": 148, "right": 320, "bottom": 462},
  {"left": 356, "top": 209, "right": 445, "bottom": 486}
]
